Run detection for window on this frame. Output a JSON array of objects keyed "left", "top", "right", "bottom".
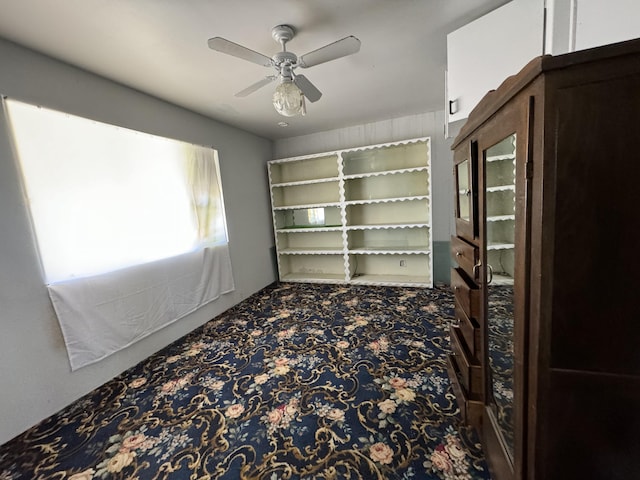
[
  {"left": 4, "top": 98, "right": 235, "bottom": 370},
  {"left": 5, "top": 99, "right": 227, "bottom": 284}
]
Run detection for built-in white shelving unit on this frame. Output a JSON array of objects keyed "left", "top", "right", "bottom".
[{"left": 268, "top": 137, "right": 433, "bottom": 287}]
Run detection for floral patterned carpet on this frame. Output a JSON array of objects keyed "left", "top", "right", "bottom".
[{"left": 0, "top": 282, "right": 491, "bottom": 480}]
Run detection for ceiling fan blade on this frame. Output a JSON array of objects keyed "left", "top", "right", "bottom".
[
  {"left": 235, "top": 76, "right": 277, "bottom": 97},
  {"left": 294, "top": 75, "right": 322, "bottom": 102},
  {"left": 298, "top": 36, "right": 361, "bottom": 68},
  {"left": 208, "top": 37, "right": 273, "bottom": 67}
]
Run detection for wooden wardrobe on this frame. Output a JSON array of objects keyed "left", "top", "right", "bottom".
[{"left": 447, "top": 38, "right": 640, "bottom": 480}]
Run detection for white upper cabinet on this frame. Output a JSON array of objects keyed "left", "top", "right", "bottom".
[
  {"left": 447, "top": 0, "right": 640, "bottom": 130},
  {"left": 546, "top": 0, "right": 640, "bottom": 55},
  {"left": 446, "top": 0, "right": 544, "bottom": 125}
]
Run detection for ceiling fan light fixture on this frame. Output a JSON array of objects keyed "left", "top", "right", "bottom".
[
  {"left": 273, "top": 79, "right": 303, "bottom": 117},
  {"left": 209, "top": 24, "right": 360, "bottom": 117}
]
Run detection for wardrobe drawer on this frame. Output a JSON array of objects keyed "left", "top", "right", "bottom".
[
  {"left": 451, "top": 235, "right": 479, "bottom": 281},
  {"left": 455, "top": 299, "right": 481, "bottom": 356},
  {"left": 446, "top": 354, "right": 483, "bottom": 427},
  {"left": 446, "top": 354, "right": 470, "bottom": 423},
  {"left": 451, "top": 267, "right": 480, "bottom": 319},
  {"left": 450, "top": 326, "right": 482, "bottom": 395}
]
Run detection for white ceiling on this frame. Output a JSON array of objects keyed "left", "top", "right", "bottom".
[{"left": 0, "top": 0, "right": 509, "bottom": 140}]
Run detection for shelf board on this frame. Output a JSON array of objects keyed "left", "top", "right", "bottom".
[
  {"left": 343, "top": 166, "right": 429, "bottom": 180},
  {"left": 348, "top": 247, "right": 430, "bottom": 255},
  {"left": 344, "top": 195, "right": 429, "bottom": 205},
  {"left": 488, "top": 243, "right": 515, "bottom": 250},
  {"left": 340, "top": 138, "right": 429, "bottom": 159},
  {"left": 349, "top": 273, "right": 432, "bottom": 286},
  {"left": 487, "top": 215, "right": 515, "bottom": 222},
  {"left": 271, "top": 176, "right": 340, "bottom": 188},
  {"left": 486, "top": 154, "right": 515, "bottom": 162},
  {"left": 346, "top": 222, "right": 430, "bottom": 230},
  {"left": 279, "top": 248, "right": 344, "bottom": 255},
  {"left": 269, "top": 153, "right": 338, "bottom": 164},
  {"left": 486, "top": 184, "right": 515, "bottom": 192},
  {"left": 276, "top": 226, "right": 343, "bottom": 233},
  {"left": 280, "top": 273, "right": 347, "bottom": 283},
  {"left": 273, "top": 202, "right": 341, "bottom": 211}
]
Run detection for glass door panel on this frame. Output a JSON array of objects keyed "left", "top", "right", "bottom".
[
  {"left": 457, "top": 159, "right": 471, "bottom": 221},
  {"left": 484, "top": 134, "right": 516, "bottom": 463},
  {"left": 454, "top": 144, "right": 477, "bottom": 242}
]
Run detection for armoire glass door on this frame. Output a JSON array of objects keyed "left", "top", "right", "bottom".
[{"left": 483, "top": 134, "right": 516, "bottom": 464}]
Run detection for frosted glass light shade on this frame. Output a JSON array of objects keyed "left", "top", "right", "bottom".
[{"left": 273, "top": 81, "right": 303, "bottom": 117}]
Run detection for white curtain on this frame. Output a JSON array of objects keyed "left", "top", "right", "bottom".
[
  {"left": 185, "top": 145, "right": 227, "bottom": 245},
  {"left": 49, "top": 245, "right": 234, "bottom": 371}
]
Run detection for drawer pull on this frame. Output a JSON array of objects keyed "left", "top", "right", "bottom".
[{"left": 456, "top": 251, "right": 463, "bottom": 257}]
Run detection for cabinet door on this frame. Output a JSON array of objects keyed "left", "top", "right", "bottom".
[
  {"left": 481, "top": 133, "right": 517, "bottom": 473},
  {"left": 476, "top": 99, "right": 532, "bottom": 480},
  {"left": 453, "top": 143, "right": 478, "bottom": 243}
]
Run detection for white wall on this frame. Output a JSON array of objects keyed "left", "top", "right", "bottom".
[
  {"left": 446, "top": 0, "right": 544, "bottom": 124},
  {"left": 574, "top": 0, "right": 640, "bottom": 50},
  {"left": 274, "top": 111, "right": 456, "bottom": 283},
  {"left": 0, "top": 38, "right": 276, "bottom": 444},
  {"left": 546, "top": 0, "right": 640, "bottom": 54}
]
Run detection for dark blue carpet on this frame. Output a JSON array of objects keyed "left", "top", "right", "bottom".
[{"left": 0, "top": 282, "right": 491, "bottom": 479}]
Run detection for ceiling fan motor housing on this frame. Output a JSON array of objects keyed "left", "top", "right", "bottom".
[
  {"left": 273, "top": 51, "right": 298, "bottom": 81},
  {"left": 271, "top": 25, "right": 295, "bottom": 45},
  {"left": 273, "top": 51, "right": 297, "bottom": 66}
]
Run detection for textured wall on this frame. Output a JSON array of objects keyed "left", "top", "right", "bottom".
[{"left": 0, "top": 38, "right": 276, "bottom": 444}]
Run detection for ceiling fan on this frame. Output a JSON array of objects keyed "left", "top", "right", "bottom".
[{"left": 208, "top": 25, "right": 361, "bottom": 117}]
